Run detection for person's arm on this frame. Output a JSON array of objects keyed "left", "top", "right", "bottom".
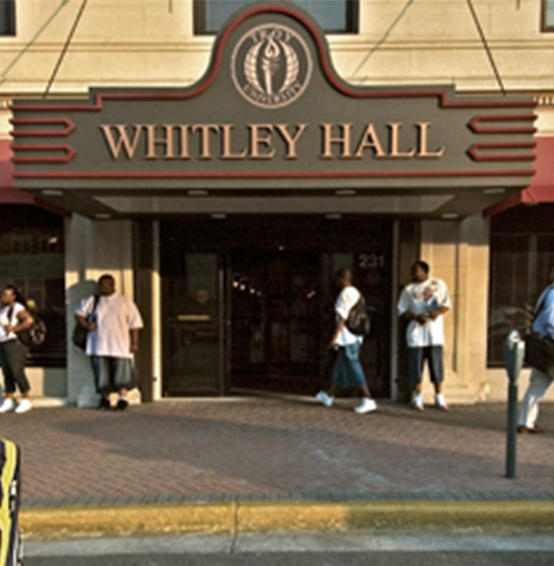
[
  {"left": 428, "top": 283, "right": 451, "bottom": 321},
  {"left": 75, "top": 314, "right": 97, "bottom": 331},
  {"left": 427, "top": 305, "right": 449, "bottom": 321},
  {"left": 398, "top": 288, "right": 425, "bottom": 324},
  {"left": 7, "top": 309, "right": 34, "bottom": 333},
  {"left": 330, "top": 317, "right": 345, "bottom": 349},
  {"left": 130, "top": 328, "right": 140, "bottom": 353}
]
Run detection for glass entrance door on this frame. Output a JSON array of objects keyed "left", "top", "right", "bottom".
[
  {"left": 162, "top": 253, "right": 222, "bottom": 396},
  {"left": 231, "top": 251, "right": 322, "bottom": 394},
  {"left": 160, "top": 216, "right": 393, "bottom": 398}
]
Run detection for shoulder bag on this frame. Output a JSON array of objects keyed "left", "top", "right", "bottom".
[
  {"left": 7, "top": 303, "right": 47, "bottom": 348},
  {"left": 523, "top": 286, "right": 554, "bottom": 375},
  {"left": 72, "top": 294, "right": 99, "bottom": 350}
]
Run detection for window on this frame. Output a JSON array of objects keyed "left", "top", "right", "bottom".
[
  {"left": 0, "top": 206, "right": 66, "bottom": 367},
  {"left": 0, "top": 0, "right": 15, "bottom": 36},
  {"left": 543, "top": 0, "right": 554, "bottom": 31},
  {"left": 487, "top": 205, "right": 554, "bottom": 366},
  {"left": 194, "top": 0, "right": 358, "bottom": 35}
]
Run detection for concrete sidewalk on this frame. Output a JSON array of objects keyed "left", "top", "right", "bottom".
[{"left": 1, "top": 396, "right": 553, "bottom": 537}]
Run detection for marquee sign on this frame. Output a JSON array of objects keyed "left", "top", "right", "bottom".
[{"left": 11, "top": 3, "right": 535, "bottom": 196}]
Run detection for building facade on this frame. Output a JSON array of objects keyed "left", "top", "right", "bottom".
[{"left": 0, "top": 0, "right": 553, "bottom": 406}]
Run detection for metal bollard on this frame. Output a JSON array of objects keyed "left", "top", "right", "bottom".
[{"left": 503, "top": 330, "right": 525, "bottom": 479}]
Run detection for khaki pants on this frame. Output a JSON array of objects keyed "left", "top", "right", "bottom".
[{"left": 518, "top": 368, "right": 553, "bottom": 428}]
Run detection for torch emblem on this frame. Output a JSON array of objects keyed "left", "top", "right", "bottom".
[{"left": 231, "top": 23, "right": 313, "bottom": 109}]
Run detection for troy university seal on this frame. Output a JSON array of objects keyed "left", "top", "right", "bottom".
[{"left": 231, "top": 23, "right": 313, "bottom": 109}]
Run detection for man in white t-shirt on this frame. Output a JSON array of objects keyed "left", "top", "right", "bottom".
[
  {"left": 75, "top": 274, "right": 143, "bottom": 410},
  {"left": 397, "top": 261, "right": 451, "bottom": 411},
  {"left": 316, "top": 268, "right": 377, "bottom": 414}
]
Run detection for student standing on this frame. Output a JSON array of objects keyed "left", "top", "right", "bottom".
[
  {"left": 397, "top": 261, "right": 451, "bottom": 411},
  {"left": 75, "top": 274, "right": 143, "bottom": 410}
]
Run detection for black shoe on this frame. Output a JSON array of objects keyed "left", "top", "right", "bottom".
[
  {"left": 116, "top": 398, "right": 129, "bottom": 411},
  {"left": 517, "top": 425, "right": 544, "bottom": 434},
  {"left": 98, "top": 397, "right": 111, "bottom": 410}
]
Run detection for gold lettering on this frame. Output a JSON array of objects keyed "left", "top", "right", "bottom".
[
  {"left": 192, "top": 124, "right": 220, "bottom": 159},
  {"left": 417, "top": 122, "right": 445, "bottom": 158},
  {"left": 145, "top": 124, "right": 176, "bottom": 160},
  {"left": 249, "top": 124, "right": 275, "bottom": 159},
  {"left": 100, "top": 124, "right": 143, "bottom": 159},
  {"left": 354, "top": 124, "right": 385, "bottom": 158},
  {"left": 388, "top": 123, "right": 416, "bottom": 158},
  {"left": 321, "top": 123, "right": 352, "bottom": 159},
  {"left": 221, "top": 125, "right": 247, "bottom": 159},
  {"left": 275, "top": 123, "right": 307, "bottom": 159},
  {"left": 179, "top": 125, "right": 190, "bottom": 159}
]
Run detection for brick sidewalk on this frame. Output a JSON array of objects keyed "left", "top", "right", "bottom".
[{"left": 1, "top": 397, "right": 553, "bottom": 507}]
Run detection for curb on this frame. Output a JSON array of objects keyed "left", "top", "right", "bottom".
[{"left": 20, "top": 500, "right": 554, "bottom": 539}]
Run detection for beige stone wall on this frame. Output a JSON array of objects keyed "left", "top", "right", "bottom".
[{"left": 0, "top": 0, "right": 552, "bottom": 94}]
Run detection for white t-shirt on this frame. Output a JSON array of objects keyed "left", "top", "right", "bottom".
[
  {"left": 75, "top": 292, "right": 143, "bottom": 358},
  {"left": 0, "top": 303, "right": 24, "bottom": 343},
  {"left": 335, "top": 285, "right": 363, "bottom": 346},
  {"left": 397, "top": 277, "right": 451, "bottom": 347}
]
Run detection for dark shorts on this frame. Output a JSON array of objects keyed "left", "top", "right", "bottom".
[
  {"left": 90, "top": 356, "right": 136, "bottom": 394},
  {"left": 332, "top": 342, "right": 367, "bottom": 389},
  {"left": 408, "top": 346, "right": 444, "bottom": 384}
]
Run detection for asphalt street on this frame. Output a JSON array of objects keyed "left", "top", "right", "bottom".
[{"left": 24, "top": 550, "right": 554, "bottom": 566}]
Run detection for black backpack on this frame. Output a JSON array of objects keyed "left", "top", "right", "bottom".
[
  {"left": 7, "top": 304, "right": 47, "bottom": 348},
  {"left": 345, "top": 295, "right": 371, "bottom": 336}
]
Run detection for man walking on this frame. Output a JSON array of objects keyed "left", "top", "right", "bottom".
[
  {"left": 517, "top": 267, "right": 554, "bottom": 434},
  {"left": 397, "top": 261, "right": 451, "bottom": 411},
  {"left": 316, "top": 268, "right": 377, "bottom": 414},
  {"left": 75, "top": 274, "right": 143, "bottom": 410}
]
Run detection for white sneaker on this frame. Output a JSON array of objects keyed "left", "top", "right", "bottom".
[
  {"left": 434, "top": 393, "right": 449, "bottom": 411},
  {"left": 316, "top": 391, "right": 334, "bottom": 407},
  {"left": 0, "top": 398, "right": 15, "bottom": 413},
  {"left": 15, "top": 399, "right": 32, "bottom": 414},
  {"left": 354, "top": 398, "right": 377, "bottom": 414},
  {"left": 412, "top": 393, "right": 424, "bottom": 411}
]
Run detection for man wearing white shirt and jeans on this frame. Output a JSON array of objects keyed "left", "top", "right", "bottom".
[
  {"left": 75, "top": 274, "right": 143, "bottom": 410},
  {"left": 316, "top": 268, "right": 377, "bottom": 414},
  {"left": 397, "top": 261, "right": 451, "bottom": 411}
]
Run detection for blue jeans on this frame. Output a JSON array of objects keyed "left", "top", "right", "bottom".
[{"left": 332, "top": 342, "right": 367, "bottom": 389}]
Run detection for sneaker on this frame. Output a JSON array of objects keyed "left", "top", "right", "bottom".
[
  {"left": 411, "top": 393, "right": 424, "bottom": 411},
  {"left": 14, "top": 399, "right": 32, "bottom": 414},
  {"left": 315, "top": 391, "right": 334, "bottom": 407},
  {"left": 116, "top": 398, "right": 129, "bottom": 411},
  {"left": 0, "top": 398, "right": 15, "bottom": 413},
  {"left": 434, "top": 393, "right": 449, "bottom": 411},
  {"left": 98, "top": 396, "right": 111, "bottom": 410},
  {"left": 354, "top": 397, "right": 377, "bottom": 414}
]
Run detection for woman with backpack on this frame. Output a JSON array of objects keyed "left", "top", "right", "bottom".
[{"left": 0, "top": 285, "right": 34, "bottom": 413}]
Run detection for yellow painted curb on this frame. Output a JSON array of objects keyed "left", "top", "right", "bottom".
[
  {"left": 20, "top": 500, "right": 554, "bottom": 539},
  {"left": 236, "top": 501, "right": 554, "bottom": 531},
  {"left": 21, "top": 503, "right": 235, "bottom": 539}
]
